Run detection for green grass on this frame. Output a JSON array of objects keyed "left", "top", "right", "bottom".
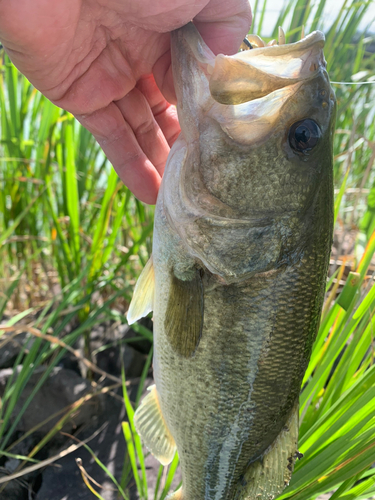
[
  {"left": 0, "top": 63, "right": 153, "bottom": 311},
  {"left": 0, "top": 0, "right": 375, "bottom": 498}
]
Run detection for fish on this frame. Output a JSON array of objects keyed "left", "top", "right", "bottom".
[{"left": 127, "top": 22, "right": 336, "bottom": 500}]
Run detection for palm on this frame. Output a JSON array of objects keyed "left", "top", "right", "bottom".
[{"left": 0, "top": 0, "right": 251, "bottom": 203}]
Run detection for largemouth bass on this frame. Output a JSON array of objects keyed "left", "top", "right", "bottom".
[{"left": 127, "top": 23, "right": 335, "bottom": 500}]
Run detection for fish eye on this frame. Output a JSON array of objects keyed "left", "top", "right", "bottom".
[{"left": 289, "top": 119, "right": 321, "bottom": 154}]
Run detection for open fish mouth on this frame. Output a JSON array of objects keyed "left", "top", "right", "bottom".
[
  {"left": 181, "top": 24, "right": 326, "bottom": 105},
  {"left": 173, "top": 24, "right": 331, "bottom": 146},
  {"left": 209, "top": 29, "right": 326, "bottom": 105}
]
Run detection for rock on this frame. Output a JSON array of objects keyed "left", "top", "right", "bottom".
[
  {"left": 0, "top": 331, "right": 34, "bottom": 369},
  {"left": 35, "top": 389, "right": 129, "bottom": 500},
  {"left": 0, "top": 324, "right": 158, "bottom": 499},
  {"left": 0, "top": 374, "right": 180, "bottom": 500},
  {"left": 0, "top": 470, "right": 28, "bottom": 500},
  {"left": 0, "top": 366, "right": 99, "bottom": 499},
  {"left": 35, "top": 378, "right": 181, "bottom": 500},
  {"left": 90, "top": 321, "right": 152, "bottom": 379},
  {"left": 95, "top": 344, "right": 146, "bottom": 379},
  {"left": 0, "top": 366, "right": 95, "bottom": 436},
  {"left": 54, "top": 319, "right": 152, "bottom": 380}
]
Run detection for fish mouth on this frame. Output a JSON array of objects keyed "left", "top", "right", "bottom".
[
  {"left": 180, "top": 24, "right": 326, "bottom": 106},
  {"left": 172, "top": 23, "right": 329, "bottom": 145}
]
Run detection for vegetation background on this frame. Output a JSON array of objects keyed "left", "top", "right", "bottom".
[{"left": 0, "top": 0, "right": 375, "bottom": 498}]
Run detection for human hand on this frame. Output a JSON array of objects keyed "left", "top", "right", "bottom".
[{"left": 0, "top": 0, "right": 251, "bottom": 204}]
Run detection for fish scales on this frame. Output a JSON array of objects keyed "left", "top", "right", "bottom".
[
  {"left": 128, "top": 22, "right": 335, "bottom": 500},
  {"left": 152, "top": 223, "right": 330, "bottom": 499}
]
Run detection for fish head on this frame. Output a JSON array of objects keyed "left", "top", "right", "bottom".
[{"left": 164, "top": 24, "right": 335, "bottom": 279}]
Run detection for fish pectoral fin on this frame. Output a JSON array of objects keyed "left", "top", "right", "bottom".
[
  {"left": 126, "top": 256, "right": 155, "bottom": 325},
  {"left": 165, "top": 269, "right": 204, "bottom": 358},
  {"left": 236, "top": 402, "right": 300, "bottom": 500},
  {"left": 134, "top": 385, "right": 176, "bottom": 466}
]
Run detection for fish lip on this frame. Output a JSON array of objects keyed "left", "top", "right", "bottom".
[
  {"left": 207, "top": 29, "right": 327, "bottom": 105},
  {"left": 239, "top": 30, "right": 325, "bottom": 56},
  {"left": 206, "top": 30, "right": 326, "bottom": 75},
  {"left": 180, "top": 23, "right": 325, "bottom": 61},
  {"left": 232, "top": 30, "right": 327, "bottom": 76}
]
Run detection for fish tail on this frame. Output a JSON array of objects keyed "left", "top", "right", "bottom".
[{"left": 235, "top": 403, "right": 299, "bottom": 500}]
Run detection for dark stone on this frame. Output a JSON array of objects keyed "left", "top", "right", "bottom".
[
  {"left": 0, "top": 366, "right": 95, "bottom": 436},
  {"left": 0, "top": 470, "right": 28, "bottom": 500},
  {"left": 0, "top": 331, "right": 34, "bottom": 369},
  {"left": 35, "top": 387, "right": 133, "bottom": 500},
  {"left": 35, "top": 379, "right": 181, "bottom": 500},
  {"left": 95, "top": 344, "right": 146, "bottom": 379},
  {"left": 91, "top": 322, "right": 151, "bottom": 379}
]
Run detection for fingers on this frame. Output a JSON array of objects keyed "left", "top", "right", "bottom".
[
  {"left": 76, "top": 102, "right": 161, "bottom": 205},
  {"left": 153, "top": 49, "right": 176, "bottom": 107},
  {"left": 136, "top": 75, "right": 180, "bottom": 147},
  {"left": 116, "top": 87, "right": 170, "bottom": 177},
  {"left": 194, "top": 0, "right": 252, "bottom": 55},
  {"left": 75, "top": 73, "right": 181, "bottom": 205}
]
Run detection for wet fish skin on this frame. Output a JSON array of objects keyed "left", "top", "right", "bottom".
[{"left": 129, "top": 23, "right": 336, "bottom": 500}]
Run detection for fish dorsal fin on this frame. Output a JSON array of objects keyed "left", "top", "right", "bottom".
[
  {"left": 235, "top": 403, "right": 299, "bottom": 500},
  {"left": 165, "top": 269, "right": 204, "bottom": 358},
  {"left": 126, "top": 256, "right": 155, "bottom": 325},
  {"left": 134, "top": 385, "right": 176, "bottom": 465}
]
